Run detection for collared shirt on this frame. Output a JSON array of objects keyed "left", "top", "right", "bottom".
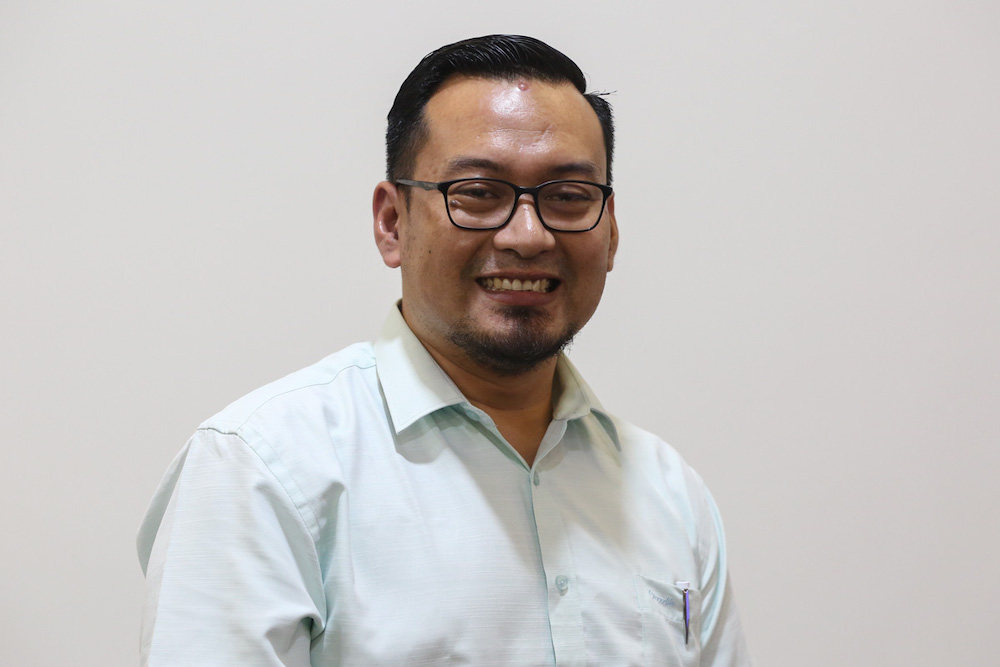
[{"left": 137, "top": 306, "right": 751, "bottom": 666}]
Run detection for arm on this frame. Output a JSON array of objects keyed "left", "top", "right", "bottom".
[
  {"left": 137, "top": 428, "right": 325, "bottom": 666},
  {"left": 695, "top": 485, "right": 753, "bottom": 666}
]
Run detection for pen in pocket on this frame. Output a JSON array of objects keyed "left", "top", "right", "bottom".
[{"left": 676, "top": 581, "right": 690, "bottom": 645}]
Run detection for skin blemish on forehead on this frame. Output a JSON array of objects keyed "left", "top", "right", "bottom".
[{"left": 517, "top": 79, "right": 530, "bottom": 91}]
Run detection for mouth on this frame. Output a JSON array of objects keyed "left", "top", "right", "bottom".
[{"left": 477, "top": 277, "right": 558, "bottom": 293}]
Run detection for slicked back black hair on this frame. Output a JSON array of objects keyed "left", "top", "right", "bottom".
[{"left": 386, "top": 34, "right": 614, "bottom": 184}]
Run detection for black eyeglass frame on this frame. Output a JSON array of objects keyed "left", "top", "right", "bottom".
[{"left": 395, "top": 177, "right": 613, "bottom": 232}]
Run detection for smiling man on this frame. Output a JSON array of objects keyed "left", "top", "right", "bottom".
[
  {"left": 138, "top": 35, "right": 751, "bottom": 666},
  {"left": 373, "top": 73, "right": 618, "bottom": 465}
]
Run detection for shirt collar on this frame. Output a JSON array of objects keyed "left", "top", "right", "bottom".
[
  {"left": 373, "top": 304, "right": 467, "bottom": 434},
  {"left": 552, "top": 353, "right": 621, "bottom": 451},
  {"left": 373, "top": 304, "right": 620, "bottom": 449}
]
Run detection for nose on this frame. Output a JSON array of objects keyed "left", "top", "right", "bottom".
[{"left": 492, "top": 195, "right": 556, "bottom": 258}]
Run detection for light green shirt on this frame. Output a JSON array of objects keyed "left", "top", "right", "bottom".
[{"left": 138, "top": 305, "right": 751, "bottom": 666}]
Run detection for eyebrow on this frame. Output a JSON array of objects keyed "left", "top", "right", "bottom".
[
  {"left": 444, "top": 156, "right": 604, "bottom": 181},
  {"left": 445, "top": 157, "right": 505, "bottom": 175}
]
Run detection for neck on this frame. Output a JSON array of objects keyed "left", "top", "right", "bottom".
[{"left": 422, "top": 342, "right": 558, "bottom": 466}]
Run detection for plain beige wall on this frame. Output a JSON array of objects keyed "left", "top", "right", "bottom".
[{"left": 2, "top": 1, "right": 998, "bottom": 665}]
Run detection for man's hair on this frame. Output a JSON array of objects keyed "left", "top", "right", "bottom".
[{"left": 386, "top": 34, "right": 614, "bottom": 184}]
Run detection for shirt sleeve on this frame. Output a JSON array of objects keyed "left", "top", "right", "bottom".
[
  {"left": 695, "top": 483, "right": 753, "bottom": 666},
  {"left": 137, "top": 427, "right": 325, "bottom": 666}
]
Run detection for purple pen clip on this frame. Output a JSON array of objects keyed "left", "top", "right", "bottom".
[{"left": 676, "top": 581, "right": 691, "bottom": 645}]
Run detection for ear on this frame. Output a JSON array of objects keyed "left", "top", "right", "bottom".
[
  {"left": 373, "top": 181, "right": 403, "bottom": 268},
  {"left": 605, "top": 192, "right": 619, "bottom": 272}
]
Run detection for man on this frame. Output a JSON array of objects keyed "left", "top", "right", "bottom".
[{"left": 138, "top": 35, "right": 751, "bottom": 666}]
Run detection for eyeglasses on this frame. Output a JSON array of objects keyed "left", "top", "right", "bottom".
[{"left": 395, "top": 177, "right": 613, "bottom": 232}]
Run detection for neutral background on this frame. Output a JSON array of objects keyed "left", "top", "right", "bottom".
[{"left": 2, "top": 1, "right": 997, "bottom": 665}]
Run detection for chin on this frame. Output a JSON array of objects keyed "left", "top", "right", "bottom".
[{"left": 449, "top": 310, "right": 578, "bottom": 377}]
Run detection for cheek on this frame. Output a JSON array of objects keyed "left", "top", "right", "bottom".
[
  {"left": 400, "top": 232, "right": 468, "bottom": 290},
  {"left": 568, "top": 240, "right": 614, "bottom": 279},
  {"left": 398, "top": 219, "right": 439, "bottom": 268}
]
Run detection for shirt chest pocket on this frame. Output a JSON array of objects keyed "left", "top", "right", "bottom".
[{"left": 633, "top": 573, "right": 702, "bottom": 667}]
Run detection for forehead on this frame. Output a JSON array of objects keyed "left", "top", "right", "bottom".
[{"left": 416, "top": 75, "right": 606, "bottom": 180}]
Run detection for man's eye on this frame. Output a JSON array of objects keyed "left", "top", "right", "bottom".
[
  {"left": 552, "top": 192, "right": 590, "bottom": 201},
  {"left": 452, "top": 183, "right": 501, "bottom": 199},
  {"left": 545, "top": 187, "right": 595, "bottom": 203}
]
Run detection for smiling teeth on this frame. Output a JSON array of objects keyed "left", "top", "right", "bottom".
[{"left": 481, "top": 277, "right": 552, "bottom": 292}]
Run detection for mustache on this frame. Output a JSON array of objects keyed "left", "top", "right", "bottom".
[{"left": 465, "top": 256, "right": 566, "bottom": 277}]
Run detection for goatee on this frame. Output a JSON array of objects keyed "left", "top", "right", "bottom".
[{"left": 448, "top": 306, "right": 578, "bottom": 376}]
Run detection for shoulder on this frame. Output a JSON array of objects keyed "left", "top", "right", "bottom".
[
  {"left": 182, "top": 341, "right": 390, "bottom": 489},
  {"left": 148, "top": 342, "right": 386, "bottom": 548},
  {"left": 200, "top": 341, "right": 379, "bottom": 436},
  {"left": 610, "top": 416, "right": 722, "bottom": 537},
  {"left": 613, "top": 418, "right": 703, "bottom": 484}
]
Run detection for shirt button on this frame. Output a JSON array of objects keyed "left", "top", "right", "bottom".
[
  {"left": 555, "top": 575, "right": 569, "bottom": 594},
  {"left": 532, "top": 471, "right": 540, "bottom": 486}
]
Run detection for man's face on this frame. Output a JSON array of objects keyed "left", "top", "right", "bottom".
[{"left": 375, "top": 75, "right": 618, "bottom": 376}]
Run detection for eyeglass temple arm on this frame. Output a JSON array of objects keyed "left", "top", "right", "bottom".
[{"left": 395, "top": 179, "right": 439, "bottom": 191}]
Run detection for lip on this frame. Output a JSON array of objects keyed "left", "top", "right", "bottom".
[
  {"left": 477, "top": 270, "right": 559, "bottom": 279},
  {"left": 475, "top": 273, "right": 561, "bottom": 307}
]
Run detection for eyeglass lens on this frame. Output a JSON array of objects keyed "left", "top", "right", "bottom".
[{"left": 447, "top": 180, "right": 605, "bottom": 230}]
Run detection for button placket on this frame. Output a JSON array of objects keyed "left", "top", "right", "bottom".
[{"left": 529, "top": 467, "right": 584, "bottom": 664}]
